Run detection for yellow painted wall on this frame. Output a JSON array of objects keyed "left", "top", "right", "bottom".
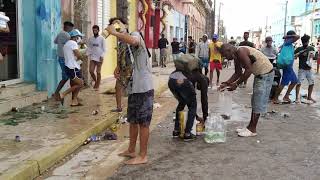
[
  {"left": 128, "top": 0, "right": 138, "bottom": 32},
  {"left": 101, "top": 0, "right": 138, "bottom": 78},
  {"left": 101, "top": 0, "right": 118, "bottom": 79}
]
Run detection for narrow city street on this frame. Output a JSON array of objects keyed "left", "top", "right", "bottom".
[
  {"left": 42, "top": 68, "right": 320, "bottom": 180},
  {"left": 109, "top": 68, "right": 320, "bottom": 180}
]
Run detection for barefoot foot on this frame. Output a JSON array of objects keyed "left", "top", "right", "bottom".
[
  {"left": 124, "top": 156, "right": 148, "bottom": 165},
  {"left": 118, "top": 150, "right": 136, "bottom": 158},
  {"left": 307, "top": 98, "right": 316, "bottom": 103}
]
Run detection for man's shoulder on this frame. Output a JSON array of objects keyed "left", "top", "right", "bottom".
[
  {"left": 56, "top": 31, "right": 69, "bottom": 38},
  {"left": 131, "top": 31, "right": 140, "bottom": 37},
  {"left": 66, "top": 40, "right": 77, "bottom": 47}
]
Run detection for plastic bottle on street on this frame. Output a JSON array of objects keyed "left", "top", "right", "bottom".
[
  {"left": 219, "top": 91, "right": 232, "bottom": 118},
  {"left": 204, "top": 114, "right": 226, "bottom": 143}
]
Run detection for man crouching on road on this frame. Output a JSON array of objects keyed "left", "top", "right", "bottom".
[
  {"left": 106, "top": 18, "right": 154, "bottom": 165},
  {"left": 218, "top": 44, "right": 274, "bottom": 137},
  {"left": 168, "top": 54, "right": 209, "bottom": 141}
]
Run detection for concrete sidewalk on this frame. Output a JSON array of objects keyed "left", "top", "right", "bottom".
[{"left": 0, "top": 64, "right": 175, "bottom": 180}]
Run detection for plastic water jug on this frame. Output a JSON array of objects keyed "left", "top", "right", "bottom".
[
  {"left": 219, "top": 91, "right": 232, "bottom": 118},
  {"left": 204, "top": 114, "right": 226, "bottom": 143},
  {"left": 0, "top": 12, "right": 10, "bottom": 29}
]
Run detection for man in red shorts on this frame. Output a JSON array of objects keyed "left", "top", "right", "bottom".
[{"left": 208, "top": 34, "right": 223, "bottom": 87}]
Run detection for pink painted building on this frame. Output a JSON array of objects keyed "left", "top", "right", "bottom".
[{"left": 162, "top": 0, "right": 206, "bottom": 42}]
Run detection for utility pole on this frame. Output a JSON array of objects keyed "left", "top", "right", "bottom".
[
  {"left": 283, "top": 0, "right": 288, "bottom": 36},
  {"left": 218, "top": 2, "right": 222, "bottom": 37},
  {"left": 213, "top": 0, "right": 216, "bottom": 35}
]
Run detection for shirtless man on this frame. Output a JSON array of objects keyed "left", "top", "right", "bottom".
[{"left": 219, "top": 44, "right": 274, "bottom": 137}]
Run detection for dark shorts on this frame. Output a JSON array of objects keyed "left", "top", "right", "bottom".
[
  {"left": 127, "top": 90, "right": 154, "bottom": 126},
  {"left": 58, "top": 57, "right": 68, "bottom": 80},
  {"left": 280, "top": 66, "right": 298, "bottom": 86},
  {"left": 65, "top": 66, "right": 82, "bottom": 80}
]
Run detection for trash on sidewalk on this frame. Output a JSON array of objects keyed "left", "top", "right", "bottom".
[
  {"left": 220, "top": 114, "right": 231, "bottom": 120},
  {"left": 268, "top": 110, "right": 278, "bottom": 114},
  {"left": 153, "top": 102, "right": 162, "bottom": 109},
  {"left": 11, "top": 107, "right": 19, "bottom": 112},
  {"left": 172, "top": 112, "right": 176, "bottom": 121},
  {"left": 119, "top": 115, "right": 127, "bottom": 124},
  {"left": 110, "top": 123, "right": 120, "bottom": 132},
  {"left": 15, "top": 135, "right": 21, "bottom": 142},
  {"left": 83, "top": 135, "right": 102, "bottom": 145},
  {"left": 257, "top": 140, "right": 260, "bottom": 143},
  {"left": 103, "top": 131, "right": 118, "bottom": 140},
  {"left": 41, "top": 106, "right": 46, "bottom": 111},
  {"left": 91, "top": 110, "right": 99, "bottom": 115},
  {"left": 281, "top": 113, "right": 290, "bottom": 118}
]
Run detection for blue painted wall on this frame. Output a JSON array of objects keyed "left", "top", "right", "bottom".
[
  {"left": 22, "top": 0, "right": 61, "bottom": 95},
  {"left": 22, "top": 0, "right": 37, "bottom": 82}
]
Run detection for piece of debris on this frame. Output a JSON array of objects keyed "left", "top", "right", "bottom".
[
  {"left": 110, "top": 124, "right": 119, "bottom": 132},
  {"left": 11, "top": 107, "right": 19, "bottom": 112},
  {"left": 257, "top": 140, "right": 260, "bottom": 143},
  {"left": 103, "top": 131, "right": 118, "bottom": 140},
  {"left": 83, "top": 135, "right": 102, "bottom": 145},
  {"left": 15, "top": 135, "right": 21, "bottom": 142},
  {"left": 153, "top": 103, "right": 162, "bottom": 109},
  {"left": 91, "top": 110, "right": 99, "bottom": 115},
  {"left": 221, "top": 114, "right": 231, "bottom": 120},
  {"left": 281, "top": 113, "right": 290, "bottom": 118},
  {"left": 41, "top": 106, "right": 46, "bottom": 111},
  {"left": 119, "top": 115, "right": 127, "bottom": 124},
  {"left": 83, "top": 137, "right": 92, "bottom": 145},
  {"left": 268, "top": 110, "right": 278, "bottom": 114}
]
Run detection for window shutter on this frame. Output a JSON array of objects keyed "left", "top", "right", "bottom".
[
  {"left": 97, "top": 0, "right": 103, "bottom": 28},
  {"left": 102, "top": 0, "right": 111, "bottom": 28}
]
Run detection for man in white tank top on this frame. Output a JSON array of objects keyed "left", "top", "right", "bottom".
[{"left": 218, "top": 44, "right": 274, "bottom": 137}]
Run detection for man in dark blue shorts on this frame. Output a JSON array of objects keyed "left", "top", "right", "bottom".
[{"left": 59, "top": 29, "right": 84, "bottom": 106}]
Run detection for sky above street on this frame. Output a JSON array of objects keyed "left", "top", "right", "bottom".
[{"left": 220, "top": 0, "right": 284, "bottom": 38}]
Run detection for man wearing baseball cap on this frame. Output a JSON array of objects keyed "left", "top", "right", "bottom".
[
  {"left": 59, "top": 29, "right": 85, "bottom": 106},
  {"left": 208, "top": 34, "right": 223, "bottom": 87}
]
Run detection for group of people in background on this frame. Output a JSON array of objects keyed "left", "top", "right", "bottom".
[{"left": 169, "top": 29, "right": 319, "bottom": 141}]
